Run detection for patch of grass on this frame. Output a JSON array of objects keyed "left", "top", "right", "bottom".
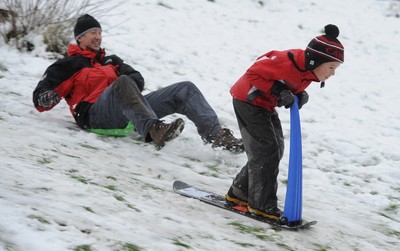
[
  {"left": 228, "top": 222, "right": 274, "bottom": 241},
  {"left": 127, "top": 203, "right": 141, "bottom": 212},
  {"left": 123, "top": 243, "right": 141, "bottom": 251},
  {"left": 277, "top": 243, "right": 296, "bottom": 251},
  {"left": 68, "top": 174, "right": 98, "bottom": 186},
  {"left": 171, "top": 239, "right": 191, "bottom": 249},
  {"left": 61, "top": 152, "right": 81, "bottom": 159},
  {"left": 79, "top": 143, "right": 100, "bottom": 150},
  {"left": 0, "top": 62, "right": 7, "bottom": 71},
  {"left": 183, "top": 163, "right": 192, "bottom": 169},
  {"left": 158, "top": 2, "right": 173, "bottom": 9},
  {"left": 312, "top": 243, "right": 332, "bottom": 251},
  {"left": 206, "top": 164, "right": 220, "bottom": 177},
  {"left": 4, "top": 91, "right": 21, "bottom": 96},
  {"left": 35, "top": 187, "right": 51, "bottom": 192},
  {"left": 343, "top": 181, "right": 352, "bottom": 187},
  {"left": 0, "top": 63, "right": 7, "bottom": 79},
  {"left": 384, "top": 203, "right": 399, "bottom": 213},
  {"left": 378, "top": 212, "right": 396, "bottom": 221},
  {"left": 111, "top": 193, "right": 141, "bottom": 212},
  {"left": 74, "top": 245, "right": 92, "bottom": 251},
  {"left": 70, "top": 175, "right": 89, "bottom": 184},
  {"left": 104, "top": 185, "right": 117, "bottom": 191},
  {"left": 37, "top": 157, "right": 52, "bottom": 164},
  {"left": 184, "top": 156, "right": 201, "bottom": 162},
  {"left": 114, "top": 194, "right": 125, "bottom": 202},
  {"left": 107, "top": 176, "right": 117, "bottom": 181},
  {"left": 28, "top": 215, "right": 50, "bottom": 224},
  {"left": 83, "top": 206, "right": 95, "bottom": 213},
  {"left": 233, "top": 241, "right": 255, "bottom": 248},
  {"left": 387, "top": 229, "right": 400, "bottom": 239},
  {"left": 142, "top": 183, "right": 163, "bottom": 191}
]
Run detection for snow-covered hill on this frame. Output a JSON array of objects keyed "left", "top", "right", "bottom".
[{"left": 1, "top": 0, "right": 399, "bottom": 250}]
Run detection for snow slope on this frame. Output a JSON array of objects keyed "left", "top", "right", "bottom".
[{"left": 1, "top": 0, "right": 399, "bottom": 250}]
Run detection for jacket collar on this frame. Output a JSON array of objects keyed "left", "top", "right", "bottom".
[{"left": 67, "top": 44, "right": 105, "bottom": 61}]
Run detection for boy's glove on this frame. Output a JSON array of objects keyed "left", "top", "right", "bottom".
[
  {"left": 277, "top": 90, "right": 295, "bottom": 108},
  {"left": 297, "top": 91, "right": 309, "bottom": 109},
  {"left": 37, "top": 90, "right": 60, "bottom": 107},
  {"left": 271, "top": 80, "right": 295, "bottom": 109}
]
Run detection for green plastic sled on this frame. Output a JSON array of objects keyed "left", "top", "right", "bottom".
[{"left": 88, "top": 122, "right": 135, "bottom": 137}]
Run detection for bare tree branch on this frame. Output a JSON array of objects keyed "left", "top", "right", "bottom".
[{"left": 0, "top": 0, "right": 125, "bottom": 54}]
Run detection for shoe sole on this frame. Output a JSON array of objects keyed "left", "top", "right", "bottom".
[
  {"left": 225, "top": 194, "right": 248, "bottom": 206},
  {"left": 247, "top": 206, "right": 281, "bottom": 221},
  {"left": 156, "top": 118, "right": 185, "bottom": 150}
]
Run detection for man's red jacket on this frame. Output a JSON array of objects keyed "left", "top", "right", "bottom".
[{"left": 33, "top": 44, "right": 144, "bottom": 128}]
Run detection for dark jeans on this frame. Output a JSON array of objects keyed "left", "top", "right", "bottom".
[
  {"left": 88, "top": 75, "right": 222, "bottom": 139},
  {"left": 230, "top": 99, "right": 284, "bottom": 210}
]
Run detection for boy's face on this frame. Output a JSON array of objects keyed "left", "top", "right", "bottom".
[
  {"left": 313, "top": 61, "right": 341, "bottom": 82},
  {"left": 77, "top": 28, "right": 102, "bottom": 51}
]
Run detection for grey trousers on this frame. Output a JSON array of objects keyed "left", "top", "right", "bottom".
[
  {"left": 89, "top": 75, "right": 222, "bottom": 139},
  {"left": 231, "top": 99, "right": 284, "bottom": 210}
]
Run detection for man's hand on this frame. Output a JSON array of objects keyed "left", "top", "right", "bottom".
[
  {"left": 103, "top": 55, "right": 123, "bottom": 66},
  {"left": 37, "top": 90, "right": 60, "bottom": 107}
]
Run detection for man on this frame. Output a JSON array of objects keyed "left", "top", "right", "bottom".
[
  {"left": 33, "top": 14, "right": 243, "bottom": 152},
  {"left": 226, "top": 24, "right": 344, "bottom": 219}
]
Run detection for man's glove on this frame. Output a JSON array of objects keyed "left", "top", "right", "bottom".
[
  {"left": 297, "top": 91, "right": 309, "bottom": 109},
  {"left": 277, "top": 90, "right": 295, "bottom": 108},
  {"left": 37, "top": 90, "right": 60, "bottom": 107},
  {"left": 102, "top": 54, "right": 123, "bottom": 66}
]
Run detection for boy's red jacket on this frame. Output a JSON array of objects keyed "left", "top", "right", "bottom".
[
  {"left": 230, "top": 49, "right": 319, "bottom": 112},
  {"left": 33, "top": 44, "right": 144, "bottom": 128}
]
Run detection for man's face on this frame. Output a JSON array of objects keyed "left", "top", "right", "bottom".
[{"left": 77, "top": 28, "right": 102, "bottom": 51}]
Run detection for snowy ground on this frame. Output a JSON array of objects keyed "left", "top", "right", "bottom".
[{"left": 1, "top": 0, "right": 399, "bottom": 250}]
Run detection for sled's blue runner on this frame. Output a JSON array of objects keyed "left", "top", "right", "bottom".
[{"left": 283, "top": 96, "right": 303, "bottom": 223}]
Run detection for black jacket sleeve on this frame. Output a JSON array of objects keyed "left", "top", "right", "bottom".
[
  {"left": 119, "top": 63, "right": 145, "bottom": 92},
  {"left": 102, "top": 54, "right": 145, "bottom": 92}
]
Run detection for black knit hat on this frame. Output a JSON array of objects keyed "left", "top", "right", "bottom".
[
  {"left": 305, "top": 24, "right": 344, "bottom": 70},
  {"left": 74, "top": 14, "right": 101, "bottom": 40}
]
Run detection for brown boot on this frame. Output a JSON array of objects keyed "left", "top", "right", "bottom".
[
  {"left": 149, "top": 118, "right": 185, "bottom": 150},
  {"left": 203, "top": 128, "right": 244, "bottom": 153}
]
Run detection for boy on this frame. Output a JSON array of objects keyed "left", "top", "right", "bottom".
[{"left": 226, "top": 24, "right": 344, "bottom": 219}]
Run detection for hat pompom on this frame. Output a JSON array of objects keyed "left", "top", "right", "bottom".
[{"left": 324, "top": 24, "right": 339, "bottom": 38}]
